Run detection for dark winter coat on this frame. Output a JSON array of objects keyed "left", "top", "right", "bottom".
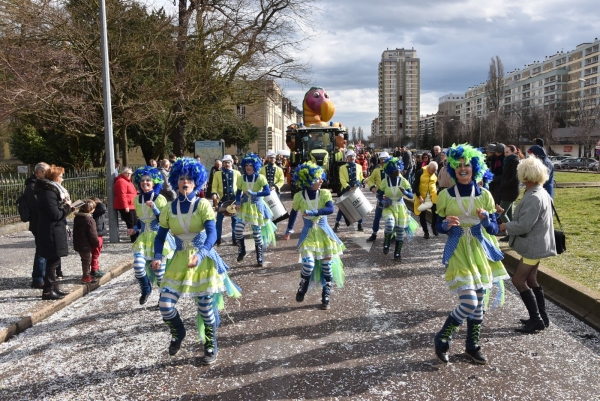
[
  {"left": 92, "top": 201, "right": 108, "bottom": 237},
  {"left": 489, "top": 154, "right": 504, "bottom": 204},
  {"left": 500, "top": 154, "right": 520, "bottom": 203},
  {"left": 34, "top": 179, "right": 71, "bottom": 259},
  {"left": 73, "top": 213, "right": 99, "bottom": 252},
  {"left": 528, "top": 145, "right": 555, "bottom": 198},
  {"left": 24, "top": 175, "right": 39, "bottom": 235},
  {"left": 113, "top": 174, "right": 137, "bottom": 210}
]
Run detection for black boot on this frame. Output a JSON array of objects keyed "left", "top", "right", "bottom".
[
  {"left": 321, "top": 282, "right": 332, "bottom": 310},
  {"left": 202, "top": 323, "right": 218, "bottom": 365},
  {"left": 394, "top": 240, "right": 403, "bottom": 261},
  {"left": 295, "top": 274, "right": 311, "bottom": 302},
  {"left": 255, "top": 244, "right": 264, "bottom": 267},
  {"left": 333, "top": 222, "right": 340, "bottom": 233},
  {"left": 357, "top": 222, "right": 364, "bottom": 231},
  {"left": 236, "top": 237, "right": 246, "bottom": 262},
  {"left": 432, "top": 225, "right": 438, "bottom": 236},
  {"left": 520, "top": 286, "right": 550, "bottom": 328},
  {"left": 41, "top": 291, "right": 65, "bottom": 300},
  {"left": 516, "top": 289, "right": 545, "bottom": 333},
  {"left": 383, "top": 233, "right": 392, "bottom": 254},
  {"left": 366, "top": 233, "right": 377, "bottom": 242},
  {"left": 164, "top": 310, "right": 186, "bottom": 356},
  {"left": 434, "top": 315, "right": 460, "bottom": 363},
  {"left": 465, "top": 318, "right": 487, "bottom": 364},
  {"left": 137, "top": 274, "right": 152, "bottom": 305},
  {"left": 232, "top": 238, "right": 238, "bottom": 246}
]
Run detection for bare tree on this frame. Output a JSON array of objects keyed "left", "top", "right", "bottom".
[
  {"left": 568, "top": 88, "right": 600, "bottom": 162},
  {"left": 486, "top": 56, "right": 505, "bottom": 113}
]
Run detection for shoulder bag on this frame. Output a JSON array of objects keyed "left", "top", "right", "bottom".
[{"left": 551, "top": 201, "right": 566, "bottom": 254}]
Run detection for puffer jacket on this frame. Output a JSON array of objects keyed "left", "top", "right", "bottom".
[
  {"left": 73, "top": 212, "right": 99, "bottom": 252},
  {"left": 113, "top": 174, "right": 137, "bottom": 210}
]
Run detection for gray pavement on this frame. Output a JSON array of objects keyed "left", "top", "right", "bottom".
[{"left": 0, "top": 191, "right": 599, "bottom": 400}]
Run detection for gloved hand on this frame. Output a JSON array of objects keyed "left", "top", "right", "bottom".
[
  {"left": 246, "top": 190, "right": 258, "bottom": 197},
  {"left": 354, "top": 181, "right": 361, "bottom": 188},
  {"left": 382, "top": 197, "right": 392, "bottom": 207},
  {"left": 479, "top": 211, "right": 492, "bottom": 228},
  {"left": 304, "top": 209, "right": 318, "bottom": 216}
]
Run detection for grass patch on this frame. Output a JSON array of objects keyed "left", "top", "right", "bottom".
[
  {"left": 537, "top": 187, "right": 600, "bottom": 292},
  {"left": 554, "top": 171, "right": 600, "bottom": 183}
]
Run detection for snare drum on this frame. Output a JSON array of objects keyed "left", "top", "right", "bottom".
[
  {"left": 263, "top": 192, "right": 289, "bottom": 223},
  {"left": 217, "top": 200, "right": 237, "bottom": 217},
  {"left": 336, "top": 187, "right": 373, "bottom": 224}
]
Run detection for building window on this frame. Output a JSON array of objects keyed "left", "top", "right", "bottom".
[{"left": 236, "top": 105, "right": 246, "bottom": 116}]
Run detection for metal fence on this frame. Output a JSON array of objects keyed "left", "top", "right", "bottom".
[{"left": 0, "top": 169, "right": 108, "bottom": 226}]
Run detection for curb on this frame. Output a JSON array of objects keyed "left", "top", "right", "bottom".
[
  {"left": 0, "top": 261, "right": 133, "bottom": 343},
  {"left": 406, "top": 198, "right": 600, "bottom": 332}
]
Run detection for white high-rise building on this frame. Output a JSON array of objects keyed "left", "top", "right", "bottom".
[{"left": 378, "top": 48, "right": 421, "bottom": 144}]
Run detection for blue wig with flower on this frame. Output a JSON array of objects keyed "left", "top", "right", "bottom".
[
  {"left": 132, "top": 166, "right": 163, "bottom": 196},
  {"left": 445, "top": 143, "right": 489, "bottom": 183},
  {"left": 240, "top": 153, "right": 263, "bottom": 174},
  {"left": 293, "top": 162, "right": 326, "bottom": 190},
  {"left": 383, "top": 157, "right": 404, "bottom": 176},
  {"left": 168, "top": 157, "right": 208, "bottom": 192}
]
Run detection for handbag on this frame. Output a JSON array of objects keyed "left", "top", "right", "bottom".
[
  {"left": 417, "top": 191, "right": 434, "bottom": 212},
  {"left": 551, "top": 201, "right": 566, "bottom": 254}
]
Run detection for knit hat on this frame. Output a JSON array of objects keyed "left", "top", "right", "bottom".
[
  {"left": 486, "top": 143, "right": 497, "bottom": 152},
  {"left": 494, "top": 143, "right": 506, "bottom": 153}
]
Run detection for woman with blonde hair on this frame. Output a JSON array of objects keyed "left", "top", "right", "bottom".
[
  {"left": 413, "top": 161, "right": 438, "bottom": 239},
  {"left": 500, "top": 156, "right": 556, "bottom": 333}
]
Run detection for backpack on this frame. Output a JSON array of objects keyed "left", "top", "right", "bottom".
[{"left": 16, "top": 192, "right": 29, "bottom": 222}]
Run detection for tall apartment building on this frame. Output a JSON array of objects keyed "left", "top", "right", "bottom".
[
  {"left": 453, "top": 38, "right": 600, "bottom": 125},
  {"left": 378, "top": 48, "right": 421, "bottom": 143},
  {"left": 371, "top": 117, "right": 380, "bottom": 137}
]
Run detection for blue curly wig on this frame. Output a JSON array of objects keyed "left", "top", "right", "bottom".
[
  {"left": 168, "top": 157, "right": 208, "bottom": 192},
  {"left": 480, "top": 169, "right": 494, "bottom": 189},
  {"left": 383, "top": 157, "right": 404, "bottom": 176},
  {"left": 240, "top": 153, "right": 263, "bottom": 174},
  {"left": 132, "top": 166, "right": 163, "bottom": 195},
  {"left": 445, "top": 143, "right": 489, "bottom": 183},
  {"left": 293, "top": 162, "right": 326, "bottom": 190}
]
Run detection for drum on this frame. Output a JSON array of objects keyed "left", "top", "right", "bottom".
[
  {"left": 217, "top": 200, "right": 237, "bottom": 217},
  {"left": 263, "top": 192, "right": 289, "bottom": 223},
  {"left": 336, "top": 187, "right": 373, "bottom": 225}
]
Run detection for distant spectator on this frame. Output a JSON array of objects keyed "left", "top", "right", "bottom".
[
  {"left": 207, "top": 159, "right": 222, "bottom": 199},
  {"left": 158, "top": 159, "right": 177, "bottom": 201},
  {"left": 432, "top": 146, "right": 442, "bottom": 164},
  {"left": 420, "top": 152, "right": 431, "bottom": 168},
  {"left": 499, "top": 145, "right": 521, "bottom": 228},
  {"left": 114, "top": 168, "right": 138, "bottom": 243},
  {"left": 168, "top": 154, "right": 177, "bottom": 164},
  {"left": 489, "top": 143, "right": 505, "bottom": 204},
  {"left": 527, "top": 145, "right": 554, "bottom": 198},
  {"left": 91, "top": 198, "right": 108, "bottom": 279},
  {"left": 73, "top": 199, "right": 99, "bottom": 284},
  {"left": 24, "top": 162, "right": 49, "bottom": 288},
  {"left": 149, "top": 159, "right": 158, "bottom": 168}
]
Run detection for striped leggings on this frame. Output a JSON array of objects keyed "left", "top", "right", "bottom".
[
  {"left": 234, "top": 221, "right": 262, "bottom": 246},
  {"left": 383, "top": 216, "right": 405, "bottom": 242},
  {"left": 301, "top": 256, "right": 333, "bottom": 282},
  {"left": 159, "top": 287, "right": 216, "bottom": 326},
  {"left": 133, "top": 252, "right": 165, "bottom": 284},
  {"left": 450, "top": 289, "right": 485, "bottom": 324}
]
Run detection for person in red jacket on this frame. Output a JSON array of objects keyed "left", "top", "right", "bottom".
[{"left": 114, "top": 168, "right": 139, "bottom": 242}]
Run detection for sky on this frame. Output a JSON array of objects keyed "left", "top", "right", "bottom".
[{"left": 278, "top": 0, "right": 600, "bottom": 139}]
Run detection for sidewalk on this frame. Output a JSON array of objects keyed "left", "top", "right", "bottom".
[{"left": 0, "top": 219, "right": 133, "bottom": 342}]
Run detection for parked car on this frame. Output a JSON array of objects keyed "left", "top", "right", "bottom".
[
  {"left": 587, "top": 160, "right": 600, "bottom": 171},
  {"left": 551, "top": 156, "right": 570, "bottom": 166},
  {"left": 556, "top": 157, "right": 597, "bottom": 170}
]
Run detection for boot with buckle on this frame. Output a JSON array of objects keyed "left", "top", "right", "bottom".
[
  {"left": 296, "top": 274, "right": 311, "bottom": 302},
  {"left": 236, "top": 237, "right": 246, "bottom": 262},
  {"left": 321, "top": 282, "right": 332, "bottom": 310},
  {"left": 255, "top": 244, "right": 264, "bottom": 267}
]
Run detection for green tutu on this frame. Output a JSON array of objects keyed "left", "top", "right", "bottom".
[
  {"left": 236, "top": 202, "right": 271, "bottom": 227},
  {"left": 299, "top": 228, "right": 346, "bottom": 260},
  {"left": 161, "top": 248, "right": 239, "bottom": 298},
  {"left": 132, "top": 230, "right": 174, "bottom": 260}
]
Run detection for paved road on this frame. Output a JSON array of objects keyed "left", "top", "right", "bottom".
[{"left": 1, "top": 191, "right": 599, "bottom": 400}]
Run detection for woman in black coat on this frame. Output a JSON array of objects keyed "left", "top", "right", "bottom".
[
  {"left": 34, "top": 165, "right": 72, "bottom": 300},
  {"left": 499, "top": 145, "right": 520, "bottom": 222}
]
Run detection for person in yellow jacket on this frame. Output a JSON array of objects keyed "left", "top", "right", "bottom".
[
  {"left": 334, "top": 150, "right": 364, "bottom": 232},
  {"left": 365, "top": 151, "right": 390, "bottom": 242},
  {"left": 211, "top": 154, "right": 242, "bottom": 246},
  {"left": 259, "top": 150, "right": 285, "bottom": 197},
  {"left": 412, "top": 161, "right": 439, "bottom": 239}
]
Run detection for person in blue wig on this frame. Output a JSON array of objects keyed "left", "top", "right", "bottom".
[
  {"left": 234, "top": 153, "right": 277, "bottom": 267},
  {"left": 284, "top": 162, "right": 346, "bottom": 310},
  {"left": 377, "top": 157, "right": 417, "bottom": 261},
  {"left": 128, "top": 166, "right": 174, "bottom": 306},
  {"left": 433, "top": 144, "right": 508, "bottom": 365},
  {"left": 151, "top": 157, "right": 241, "bottom": 365}
]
